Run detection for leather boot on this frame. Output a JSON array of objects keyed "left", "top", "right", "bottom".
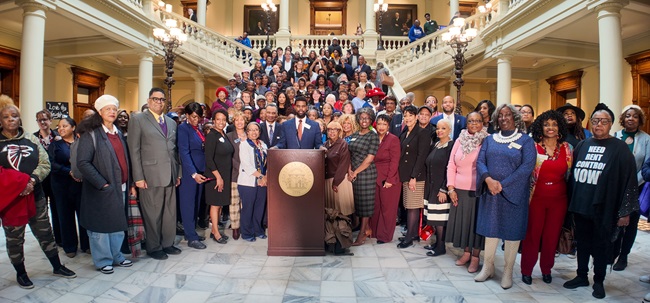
[
  {"left": 468, "top": 256, "right": 480, "bottom": 273},
  {"left": 475, "top": 237, "right": 498, "bottom": 282},
  {"left": 501, "top": 240, "right": 520, "bottom": 289},
  {"left": 456, "top": 252, "right": 471, "bottom": 266},
  {"left": 232, "top": 229, "right": 240, "bottom": 240}
]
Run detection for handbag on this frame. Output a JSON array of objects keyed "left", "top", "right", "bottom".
[
  {"left": 419, "top": 225, "right": 434, "bottom": 242},
  {"left": 639, "top": 182, "right": 650, "bottom": 217},
  {"left": 556, "top": 226, "right": 574, "bottom": 255}
]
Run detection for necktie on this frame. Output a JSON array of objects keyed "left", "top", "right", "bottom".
[
  {"left": 298, "top": 119, "right": 303, "bottom": 141},
  {"left": 159, "top": 116, "right": 168, "bottom": 137},
  {"left": 269, "top": 124, "right": 274, "bottom": 143}
]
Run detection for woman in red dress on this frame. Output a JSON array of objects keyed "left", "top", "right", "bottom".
[
  {"left": 369, "top": 114, "right": 401, "bottom": 244},
  {"left": 520, "top": 110, "right": 572, "bottom": 285}
]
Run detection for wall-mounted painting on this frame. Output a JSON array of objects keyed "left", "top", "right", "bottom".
[
  {"left": 377, "top": 4, "right": 418, "bottom": 36},
  {"left": 244, "top": 5, "right": 279, "bottom": 35}
]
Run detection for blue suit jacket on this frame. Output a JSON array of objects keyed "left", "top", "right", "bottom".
[
  {"left": 177, "top": 122, "right": 206, "bottom": 177},
  {"left": 430, "top": 114, "right": 466, "bottom": 140},
  {"left": 276, "top": 118, "right": 323, "bottom": 149},
  {"left": 389, "top": 113, "right": 403, "bottom": 137}
]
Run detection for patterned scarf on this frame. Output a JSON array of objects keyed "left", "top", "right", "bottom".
[
  {"left": 246, "top": 139, "right": 267, "bottom": 175},
  {"left": 458, "top": 129, "right": 488, "bottom": 156}
]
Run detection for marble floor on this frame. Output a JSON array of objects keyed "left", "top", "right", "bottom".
[{"left": 1, "top": 222, "right": 650, "bottom": 303}]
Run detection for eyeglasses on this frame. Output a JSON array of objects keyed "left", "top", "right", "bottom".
[
  {"left": 467, "top": 120, "right": 482, "bottom": 124},
  {"left": 150, "top": 97, "right": 166, "bottom": 103},
  {"left": 359, "top": 117, "right": 372, "bottom": 121},
  {"left": 590, "top": 118, "right": 611, "bottom": 126}
]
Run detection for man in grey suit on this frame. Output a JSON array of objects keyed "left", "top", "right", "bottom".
[{"left": 128, "top": 88, "right": 182, "bottom": 260}]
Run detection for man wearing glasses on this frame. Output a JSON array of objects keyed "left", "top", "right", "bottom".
[{"left": 128, "top": 88, "right": 182, "bottom": 260}]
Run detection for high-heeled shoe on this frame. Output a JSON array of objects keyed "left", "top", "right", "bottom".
[
  {"left": 468, "top": 256, "right": 480, "bottom": 273},
  {"left": 352, "top": 233, "right": 367, "bottom": 246},
  {"left": 232, "top": 229, "right": 240, "bottom": 240}
]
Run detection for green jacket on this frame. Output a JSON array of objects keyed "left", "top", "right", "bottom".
[{"left": 424, "top": 20, "right": 438, "bottom": 35}]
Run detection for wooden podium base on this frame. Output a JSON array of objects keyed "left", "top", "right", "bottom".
[{"left": 267, "top": 149, "right": 325, "bottom": 256}]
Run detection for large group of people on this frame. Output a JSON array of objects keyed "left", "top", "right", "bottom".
[{"left": 0, "top": 39, "right": 647, "bottom": 300}]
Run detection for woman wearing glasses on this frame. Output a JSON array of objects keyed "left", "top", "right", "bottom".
[
  {"left": 563, "top": 103, "right": 639, "bottom": 299},
  {"left": 324, "top": 121, "right": 354, "bottom": 217},
  {"left": 474, "top": 104, "right": 536, "bottom": 289},
  {"left": 347, "top": 108, "right": 379, "bottom": 246}
]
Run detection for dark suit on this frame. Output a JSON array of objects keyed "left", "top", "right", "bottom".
[
  {"left": 260, "top": 121, "right": 283, "bottom": 148},
  {"left": 177, "top": 122, "right": 205, "bottom": 242},
  {"left": 275, "top": 118, "right": 323, "bottom": 149},
  {"left": 398, "top": 126, "right": 431, "bottom": 182},
  {"left": 128, "top": 110, "right": 180, "bottom": 253},
  {"left": 389, "top": 113, "right": 403, "bottom": 138},
  {"left": 430, "top": 114, "right": 466, "bottom": 140},
  {"left": 356, "top": 64, "right": 372, "bottom": 76},
  {"left": 189, "top": 13, "right": 197, "bottom": 22}
]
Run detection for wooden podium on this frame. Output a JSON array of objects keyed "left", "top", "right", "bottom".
[{"left": 267, "top": 149, "right": 325, "bottom": 256}]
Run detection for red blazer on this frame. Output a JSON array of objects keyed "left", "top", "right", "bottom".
[{"left": 375, "top": 133, "right": 401, "bottom": 187}]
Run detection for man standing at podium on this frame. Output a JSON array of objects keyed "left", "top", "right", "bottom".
[
  {"left": 274, "top": 97, "right": 323, "bottom": 149},
  {"left": 260, "top": 104, "right": 282, "bottom": 148}
]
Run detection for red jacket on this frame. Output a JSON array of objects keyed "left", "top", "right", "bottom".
[{"left": 0, "top": 167, "right": 35, "bottom": 226}]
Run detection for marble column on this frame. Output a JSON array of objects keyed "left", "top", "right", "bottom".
[
  {"left": 138, "top": 52, "right": 154, "bottom": 110},
  {"left": 197, "top": 0, "right": 206, "bottom": 26},
  {"left": 361, "top": 0, "right": 378, "bottom": 55},
  {"left": 450, "top": 0, "right": 459, "bottom": 22},
  {"left": 496, "top": 53, "right": 513, "bottom": 106},
  {"left": 591, "top": 0, "right": 628, "bottom": 122},
  {"left": 275, "top": 0, "right": 290, "bottom": 48},
  {"left": 278, "top": 0, "right": 289, "bottom": 34},
  {"left": 365, "top": 0, "right": 377, "bottom": 35},
  {"left": 17, "top": 0, "right": 51, "bottom": 132},
  {"left": 192, "top": 73, "right": 205, "bottom": 104}
]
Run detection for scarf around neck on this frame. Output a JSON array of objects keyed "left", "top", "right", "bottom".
[{"left": 458, "top": 129, "right": 488, "bottom": 156}]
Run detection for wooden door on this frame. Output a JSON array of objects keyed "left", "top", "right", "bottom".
[{"left": 626, "top": 50, "right": 650, "bottom": 134}]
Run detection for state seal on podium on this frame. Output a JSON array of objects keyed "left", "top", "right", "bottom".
[{"left": 278, "top": 161, "right": 314, "bottom": 197}]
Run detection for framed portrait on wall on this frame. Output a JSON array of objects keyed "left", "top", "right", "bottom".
[
  {"left": 378, "top": 4, "right": 417, "bottom": 37},
  {"left": 244, "top": 5, "right": 279, "bottom": 35}
]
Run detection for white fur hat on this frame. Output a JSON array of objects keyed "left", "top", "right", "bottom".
[{"left": 94, "top": 95, "right": 119, "bottom": 111}]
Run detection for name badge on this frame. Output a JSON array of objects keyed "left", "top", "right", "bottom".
[
  {"left": 351, "top": 138, "right": 357, "bottom": 142},
  {"left": 219, "top": 137, "right": 225, "bottom": 143},
  {"left": 234, "top": 138, "right": 241, "bottom": 143},
  {"left": 536, "top": 154, "right": 548, "bottom": 167},
  {"left": 304, "top": 124, "right": 311, "bottom": 130},
  {"left": 508, "top": 142, "right": 522, "bottom": 150}
]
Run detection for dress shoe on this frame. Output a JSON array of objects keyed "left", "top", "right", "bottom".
[
  {"left": 522, "top": 275, "right": 532, "bottom": 285},
  {"left": 542, "top": 274, "right": 552, "bottom": 284},
  {"left": 613, "top": 256, "right": 627, "bottom": 271},
  {"left": 185, "top": 236, "right": 206, "bottom": 242},
  {"left": 210, "top": 233, "right": 229, "bottom": 241},
  {"left": 212, "top": 236, "right": 228, "bottom": 244},
  {"left": 188, "top": 240, "right": 207, "bottom": 249},
  {"left": 640, "top": 275, "right": 650, "bottom": 283},
  {"left": 65, "top": 252, "right": 76, "bottom": 258},
  {"left": 563, "top": 276, "right": 589, "bottom": 289},
  {"left": 643, "top": 291, "right": 650, "bottom": 302},
  {"left": 257, "top": 234, "right": 267, "bottom": 239},
  {"left": 232, "top": 229, "right": 240, "bottom": 240},
  {"left": 397, "top": 241, "right": 413, "bottom": 249},
  {"left": 163, "top": 246, "right": 182, "bottom": 255},
  {"left": 398, "top": 236, "right": 420, "bottom": 242},
  {"left": 242, "top": 236, "right": 256, "bottom": 242},
  {"left": 592, "top": 282, "right": 606, "bottom": 299},
  {"left": 376, "top": 240, "right": 386, "bottom": 244},
  {"left": 148, "top": 250, "right": 169, "bottom": 260},
  {"left": 17, "top": 273, "right": 33, "bottom": 289},
  {"left": 423, "top": 244, "right": 436, "bottom": 251}
]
